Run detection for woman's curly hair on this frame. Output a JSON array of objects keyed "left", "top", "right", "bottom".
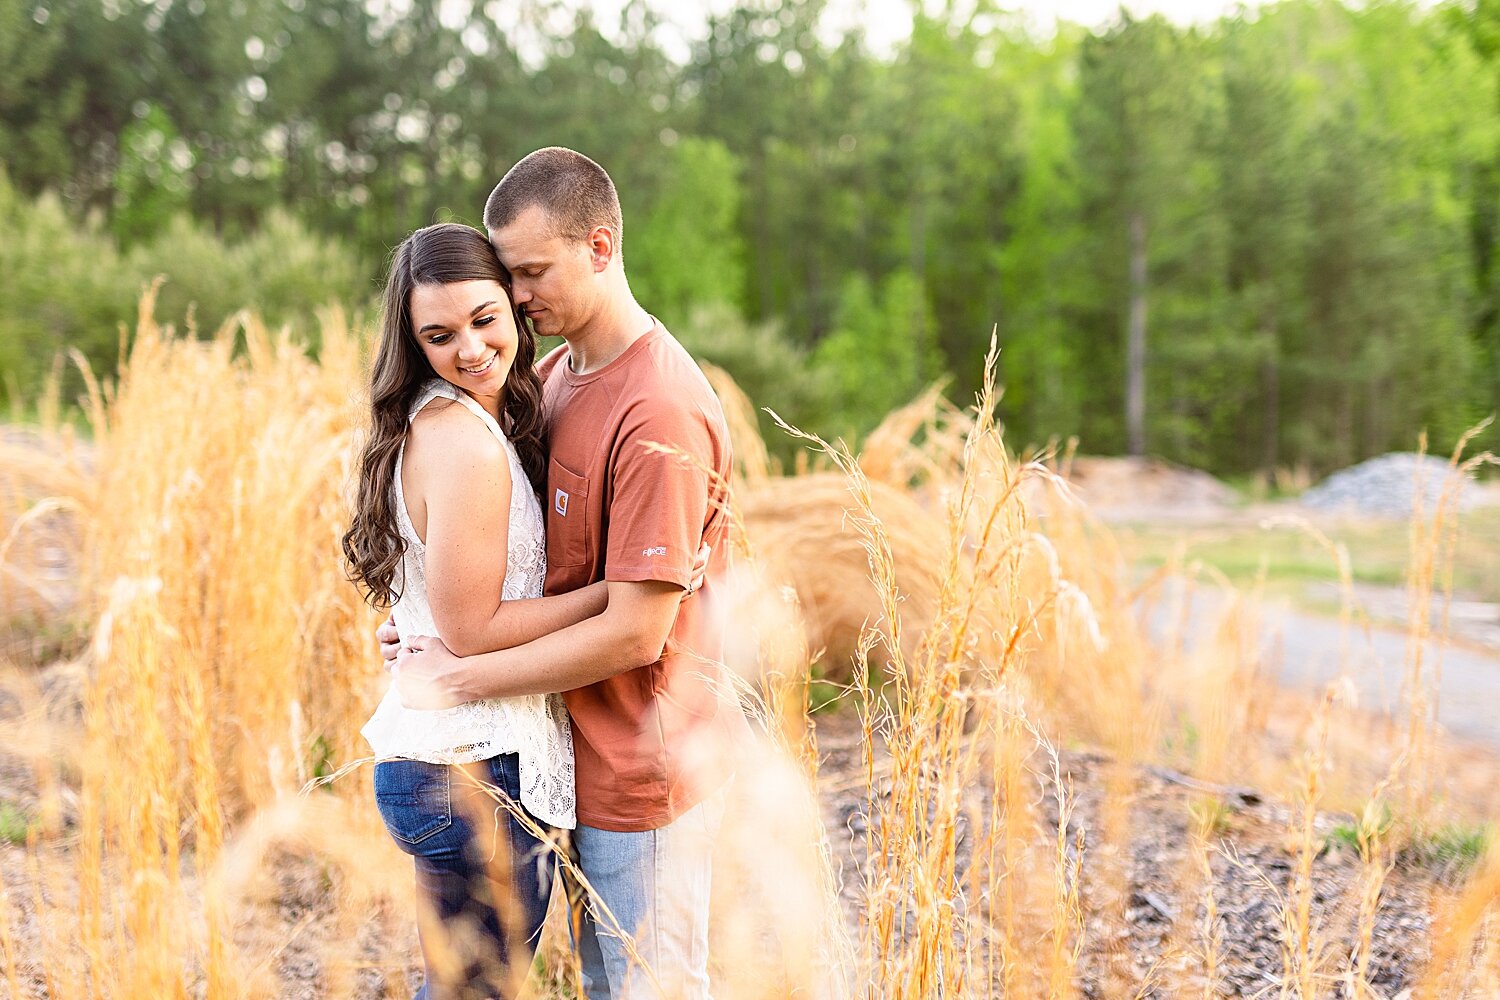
[{"left": 341, "top": 222, "right": 547, "bottom": 608}]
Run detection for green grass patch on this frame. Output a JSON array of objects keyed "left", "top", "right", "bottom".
[
  {"left": 1401, "top": 821, "right": 1492, "bottom": 875},
  {"left": 1326, "top": 810, "right": 1493, "bottom": 875},
  {"left": 1123, "top": 507, "right": 1500, "bottom": 604},
  {"left": 0, "top": 801, "right": 37, "bottom": 844},
  {"left": 1325, "top": 802, "right": 1394, "bottom": 858},
  {"left": 1189, "top": 795, "right": 1233, "bottom": 838}
]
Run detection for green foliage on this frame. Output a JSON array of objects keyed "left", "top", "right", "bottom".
[
  {"left": 0, "top": 800, "right": 35, "bottom": 845},
  {"left": 1326, "top": 810, "right": 1489, "bottom": 875},
  {"left": 1401, "top": 822, "right": 1492, "bottom": 875},
  {"left": 1326, "top": 801, "right": 1395, "bottom": 858},
  {"left": 0, "top": 170, "right": 363, "bottom": 407},
  {"left": 112, "top": 105, "right": 192, "bottom": 246},
  {"left": 129, "top": 209, "right": 366, "bottom": 342},
  {"left": 2, "top": 0, "right": 1499, "bottom": 471},
  {"left": 627, "top": 137, "right": 746, "bottom": 325},
  {"left": 1189, "top": 795, "right": 1233, "bottom": 838},
  {"left": 812, "top": 268, "right": 942, "bottom": 441},
  {"left": 0, "top": 171, "right": 138, "bottom": 403},
  {"left": 1324, "top": 815, "right": 1492, "bottom": 875},
  {"left": 1160, "top": 716, "right": 1202, "bottom": 766},
  {"left": 307, "top": 734, "right": 337, "bottom": 784},
  {"left": 672, "top": 302, "right": 832, "bottom": 461}
]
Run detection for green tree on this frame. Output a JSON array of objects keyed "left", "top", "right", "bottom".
[
  {"left": 111, "top": 105, "right": 192, "bottom": 245},
  {"left": 993, "top": 24, "right": 1089, "bottom": 447},
  {"left": 627, "top": 137, "right": 746, "bottom": 325},
  {"left": 812, "top": 267, "right": 941, "bottom": 441},
  {"left": 0, "top": 0, "right": 70, "bottom": 189},
  {"left": 1287, "top": 2, "right": 1491, "bottom": 467},
  {"left": 1211, "top": 6, "right": 1314, "bottom": 473},
  {"left": 0, "top": 169, "right": 134, "bottom": 405},
  {"left": 1072, "top": 14, "right": 1222, "bottom": 459}
]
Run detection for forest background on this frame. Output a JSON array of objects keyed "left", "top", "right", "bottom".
[{"left": 4, "top": 0, "right": 1500, "bottom": 476}]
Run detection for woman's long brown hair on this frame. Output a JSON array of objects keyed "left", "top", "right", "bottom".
[{"left": 342, "top": 223, "right": 547, "bottom": 608}]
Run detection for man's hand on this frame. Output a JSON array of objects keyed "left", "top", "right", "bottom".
[
  {"left": 393, "top": 635, "right": 468, "bottom": 710},
  {"left": 377, "top": 613, "right": 402, "bottom": 667}
]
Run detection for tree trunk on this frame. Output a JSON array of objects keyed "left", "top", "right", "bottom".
[
  {"left": 1126, "top": 211, "right": 1148, "bottom": 456},
  {"left": 1261, "top": 319, "right": 1280, "bottom": 474}
]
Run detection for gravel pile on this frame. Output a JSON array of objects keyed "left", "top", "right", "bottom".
[{"left": 1301, "top": 452, "right": 1477, "bottom": 517}]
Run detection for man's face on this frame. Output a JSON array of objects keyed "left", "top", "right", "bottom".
[{"left": 489, "top": 203, "right": 601, "bottom": 342}]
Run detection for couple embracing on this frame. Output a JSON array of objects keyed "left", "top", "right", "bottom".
[{"left": 342, "top": 147, "right": 751, "bottom": 1000}]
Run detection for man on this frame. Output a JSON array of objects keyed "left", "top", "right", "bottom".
[{"left": 380, "top": 146, "right": 749, "bottom": 999}]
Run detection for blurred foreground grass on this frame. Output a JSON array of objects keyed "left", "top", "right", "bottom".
[{"left": 0, "top": 291, "right": 1497, "bottom": 997}]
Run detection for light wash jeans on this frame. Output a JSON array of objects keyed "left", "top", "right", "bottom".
[{"left": 573, "top": 786, "right": 728, "bottom": 1000}]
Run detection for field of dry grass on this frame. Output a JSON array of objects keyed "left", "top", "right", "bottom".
[{"left": 0, "top": 292, "right": 1497, "bottom": 998}]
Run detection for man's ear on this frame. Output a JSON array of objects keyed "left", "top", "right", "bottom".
[{"left": 587, "top": 225, "right": 617, "bottom": 272}]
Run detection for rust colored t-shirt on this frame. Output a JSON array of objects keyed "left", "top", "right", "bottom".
[{"left": 538, "top": 321, "right": 749, "bottom": 832}]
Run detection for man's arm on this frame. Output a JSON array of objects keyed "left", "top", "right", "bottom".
[
  {"left": 433, "top": 582, "right": 610, "bottom": 657},
  {"left": 375, "top": 546, "right": 709, "bottom": 664},
  {"left": 376, "top": 587, "right": 607, "bottom": 662},
  {"left": 394, "top": 578, "right": 681, "bottom": 707}
]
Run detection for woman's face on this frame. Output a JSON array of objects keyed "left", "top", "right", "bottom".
[{"left": 408, "top": 278, "right": 519, "bottom": 418}]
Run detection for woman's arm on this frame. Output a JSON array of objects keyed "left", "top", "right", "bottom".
[
  {"left": 395, "top": 579, "right": 685, "bottom": 708},
  {"left": 403, "top": 402, "right": 607, "bottom": 657}
]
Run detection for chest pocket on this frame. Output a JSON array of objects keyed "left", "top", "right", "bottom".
[{"left": 547, "top": 457, "right": 592, "bottom": 570}]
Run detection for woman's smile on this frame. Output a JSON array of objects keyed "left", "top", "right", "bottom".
[{"left": 460, "top": 353, "right": 497, "bottom": 376}]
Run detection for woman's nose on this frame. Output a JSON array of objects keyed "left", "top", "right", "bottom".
[{"left": 455, "top": 329, "right": 485, "bottom": 361}]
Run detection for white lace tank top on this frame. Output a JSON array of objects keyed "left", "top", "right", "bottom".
[{"left": 360, "top": 379, "right": 575, "bottom": 829}]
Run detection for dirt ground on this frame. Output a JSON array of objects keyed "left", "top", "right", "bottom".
[
  {"left": 1057, "top": 456, "right": 1239, "bottom": 523},
  {"left": 0, "top": 451, "right": 1492, "bottom": 996},
  {"left": 812, "top": 709, "right": 1473, "bottom": 1000},
  {"left": 0, "top": 696, "right": 1482, "bottom": 999}
]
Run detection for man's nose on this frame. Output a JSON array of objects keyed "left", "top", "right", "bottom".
[{"left": 509, "top": 281, "right": 532, "bottom": 305}]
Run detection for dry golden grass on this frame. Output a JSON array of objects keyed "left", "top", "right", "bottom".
[
  {"left": 0, "top": 296, "right": 1496, "bottom": 998},
  {"left": 0, "top": 362, "right": 91, "bottom": 667},
  {"left": 2, "top": 284, "right": 398, "bottom": 996}
]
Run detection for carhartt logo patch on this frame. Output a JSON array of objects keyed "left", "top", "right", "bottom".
[
  {"left": 643, "top": 545, "right": 667, "bottom": 558},
  {"left": 554, "top": 489, "right": 569, "bottom": 516}
]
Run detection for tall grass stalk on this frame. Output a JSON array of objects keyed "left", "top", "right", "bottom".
[
  {"left": 2, "top": 293, "right": 1500, "bottom": 996},
  {"left": 1280, "top": 685, "right": 1338, "bottom": 999},
  {"left": 1397, "top": 425, "right": 1496, "bottom": 822},
  {"left": 0, "top": 876, "right": 20, "bottom": 997}
]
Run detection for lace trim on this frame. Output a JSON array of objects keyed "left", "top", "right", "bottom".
[{"left": 361, "top": 379, "right": 573, "bottom": 828}]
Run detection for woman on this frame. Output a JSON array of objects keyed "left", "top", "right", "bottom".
[{"left": 342, "top": 222, "right": 603, "bottom": 999}]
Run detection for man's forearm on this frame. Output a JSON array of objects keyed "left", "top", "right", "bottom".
[
  {"left": 452, "top": 607, "right": 659, "bottom": 699},
  {"left": 439, "top": 582, "right": 609, "bottom": 658}
]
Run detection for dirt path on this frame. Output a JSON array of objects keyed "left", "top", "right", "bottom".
[{"left": 1153, "top": 576, "right": 1500, "bottom": 749}]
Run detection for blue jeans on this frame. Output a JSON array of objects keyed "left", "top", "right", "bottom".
[
  {"left": 374, "top": 753, "right": 556, "bottom": 1000},
  {"left": 573, "top": 787, "right": 727, "bottom": 1000}
]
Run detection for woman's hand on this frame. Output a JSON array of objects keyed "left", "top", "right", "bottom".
[
  {"left": 393, "top": 635, "right": 469, "bottom": 710},
  {"left": 377, "top": 613, "right": 402, "bottom": 667},
  {"left": 683, "top": 542, "right": 712, "bottom": 601}
]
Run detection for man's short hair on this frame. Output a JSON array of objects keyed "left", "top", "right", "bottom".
[{"left": 483, "top": 147, "right": 623, "bottom": 250}]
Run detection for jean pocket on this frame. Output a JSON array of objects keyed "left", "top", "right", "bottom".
[{"left": 373, "top": 759, "right": 453, "bottom": 847}]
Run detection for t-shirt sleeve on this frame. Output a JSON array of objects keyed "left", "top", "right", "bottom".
[{"left": 604, "top": 393, "right": 716, "bottom": 589}]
